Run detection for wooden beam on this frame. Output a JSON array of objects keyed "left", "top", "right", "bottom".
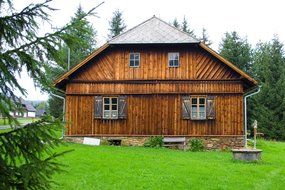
[{"left": 69, "top": 78, "right": 242, "bottom": 84}]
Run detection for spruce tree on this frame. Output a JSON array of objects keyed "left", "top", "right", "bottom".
[
  {"left": 200, "top": 27, "right": 212, "bottom": 46},
  {"left": 219, "top": 31, "right": 252, "bottom": 74},
  {"left": 47, "top": 5, "right": 97, "bottom": 119},
  {"left": 172, "top": 18, "right": 180, "bottom": 29},
  {"left": 181, "top": 16, "right": 195, "bottom": 37},
  {"left": 108, "top": 9, "right": 126, "bottom": 38},
  {"left": 251, "top": 37, "right": 285, "bottom": 140},
  {"left": 0, "top": 0, "right": 102, "bottom": 189},
  {"left": 219, "top": 31, "right": 253, "bottom": 132}
]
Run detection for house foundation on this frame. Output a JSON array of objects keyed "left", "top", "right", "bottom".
[{"left": 64, "top": 136, "right": 244, "bottom": 150}]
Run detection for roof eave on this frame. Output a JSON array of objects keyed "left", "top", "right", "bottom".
[{"left": 109, "top": 42, "right": 199, "bottom": 45}]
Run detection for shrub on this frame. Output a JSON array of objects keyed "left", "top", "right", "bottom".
[
  {"left": 189, "top": 138, "right": 205, "bottom": 152},
  {"left": 144, "top": 136, "right": 163, "bottom": 147}
]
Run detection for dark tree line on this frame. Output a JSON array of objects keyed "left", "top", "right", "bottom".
[{"left": 219, "top": 32, "right": 285, "bottom": 140}]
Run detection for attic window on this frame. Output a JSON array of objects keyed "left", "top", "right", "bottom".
[
  {"left": 168, "top": 52, "right": 179, "bottom": 67},
  {"left": 129, "top": 53, "right": 140, "bottom": 67}
]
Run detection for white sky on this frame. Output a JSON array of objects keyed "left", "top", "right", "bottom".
[{"left": 14, "top": 0, "right": 285, "bottom": 101}]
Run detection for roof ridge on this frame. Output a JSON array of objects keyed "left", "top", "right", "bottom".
[{"left": 109, "top": 16, "right": 199, "bottom": 44}]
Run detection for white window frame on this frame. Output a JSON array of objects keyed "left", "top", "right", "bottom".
[
  {"left": 103, "top": 97, "right": 118, "bottom": 119},
  {"left": 168, "top": 52, "right": 179, "bottom": 67},
  {"left": 190, "top": 97, "right": 206, "bottom": 120},
  {"left": 129, "top": 52, "right": 140, "bottom": 67}
]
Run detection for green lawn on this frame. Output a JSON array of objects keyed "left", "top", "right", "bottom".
[
  {"left": 0, "top": 117, "right": 38, "bottom": 125},
  {"left": 52, "top": 140, "right": 285, "bottom": 190},
  {"left": 0, "top": 129, "right": 12, "bottom": 133}
]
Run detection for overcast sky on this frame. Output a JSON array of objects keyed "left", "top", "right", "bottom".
[{"left": 14, "top": 0, "right": 285, "bottom": 101}]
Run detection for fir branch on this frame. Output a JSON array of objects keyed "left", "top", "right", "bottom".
[{"left": 0, "top": 1, "right": 103, "bottom": 188}]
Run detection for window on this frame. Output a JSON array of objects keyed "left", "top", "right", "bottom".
[
  {"left": 103, "top": 97, "right": 118, "bottom": 119},
  {"left": 94, "top": 96, "right": 127, "bottom": 119},
  {"left": 129, "top": 53, "right": 140, "bottom": 67},
  {"left": 168, "top": 52, "right": 179, "bottom": 67},
  {"left": 182, "top": 96, "right": 215, "bottom": 120},
  {"left": 191, "top": 97, "right": 206, "bottom": 120}
]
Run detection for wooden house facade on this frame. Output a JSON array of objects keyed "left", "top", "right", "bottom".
[{"left": 55, "top": 17, "right": 258, "bottom": 149}]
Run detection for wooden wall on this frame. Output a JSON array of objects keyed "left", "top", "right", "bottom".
[
  {"left": 71, "top": 46, "right": 241, "bottom": 81},
  {"left": 64, "top": 45, "right": 245, "bottom": 137},
  {"left": 65, "top": 94, "right": 243, "bottom": 136}
]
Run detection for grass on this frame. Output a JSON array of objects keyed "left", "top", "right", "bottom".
[
  {"left": 0, "top": 118, "right": 40, "bottom": 134},
  {"left": 0, "top": 117, "right": 38, "bottom": 126},
  {"left": 0, "top": 129, "right": 12, "bottom": 134},
  {"left": 52, "top": 140, "right": 285, "bottom": 190}
]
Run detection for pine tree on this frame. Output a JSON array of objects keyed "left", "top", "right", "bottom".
[
  {"left": 181, "top": 16, "right": 195, "bottom": 37},
  {"left": 200, "top": 28, "right": 212, "bottom": 46},
  {"left": 47, "top": 5, "right": 97, "bottom": 119},
  {"left": 219, "top": 31, "right": 253, "bottom": 132},
  {"left": 35, "top": 101, "right": 47, "bottom": 111},
  {"left": 0, "top": 0, "right": 102, "bottom": 189},
  {"left": 181, "top": 17, "right": 188, "bottom": 32},
  {"left": 172, "top": 18, "right": 180, "bottom": 29},
  {"left": 108, "top": 9, "right": 126, "bottom": 38},
  {"left": 251, "top": 37, "right": 285, "bottom": 140},
  {"left": 219, "top": 31, "right": 252, "bottom": 73}
]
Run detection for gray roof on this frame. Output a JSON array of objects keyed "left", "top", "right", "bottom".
[
  {"left": 109, "top": 16, "right": 200, "bottom": 44},
  {"left": 20, "top": 98, "right": 36, "bottom": 112}
]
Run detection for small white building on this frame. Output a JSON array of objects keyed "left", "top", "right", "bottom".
[{"left": 11, "top": 98, "right": 36, "bottom": 118}]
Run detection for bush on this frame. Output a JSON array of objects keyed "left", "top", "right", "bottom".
[
  {"left": 189, "top": 138, "right": 205, "bottom": 152},
  {"left": 144, "top": 136, "right": 163, "bottom": 148}
]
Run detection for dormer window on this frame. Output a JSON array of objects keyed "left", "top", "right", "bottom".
[
  {"left": 129, "top": 53, "right": 140, "bottom": 67},
  {"left": 168, "top": 52, "right": 179, "bottom": 67}
]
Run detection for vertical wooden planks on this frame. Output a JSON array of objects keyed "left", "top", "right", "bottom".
[{"left": 65, "top": 94, "right": 244, "bottom": 136}]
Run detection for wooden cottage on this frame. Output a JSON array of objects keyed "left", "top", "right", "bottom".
[{"left": 55, "top": 16, "right": 258, "bottom": 149}]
